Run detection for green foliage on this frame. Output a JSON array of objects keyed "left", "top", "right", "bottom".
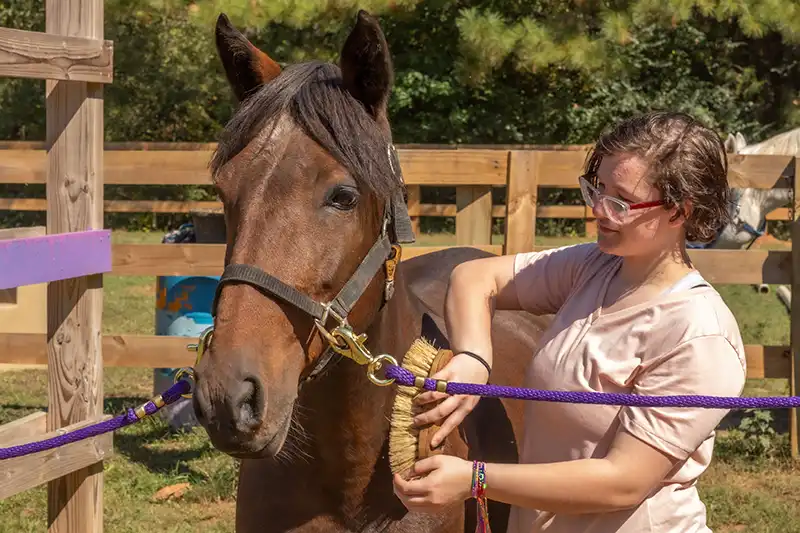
[
  {"left": 715, "top": 409, "right": 789, "bottom": 461},
  {"left": 0, "top": 0, "right": 798, "bottom": 233}
]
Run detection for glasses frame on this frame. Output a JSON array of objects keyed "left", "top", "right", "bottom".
[{"left": 578, "top": 173, "right": 665, "bottom": 224}]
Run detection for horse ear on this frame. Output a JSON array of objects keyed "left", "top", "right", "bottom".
[
  {"left": 215, "top": 13, "right": 281, "bottom": 102},
  {"left": 339, "top": 10, "right": 394, "bottom": 120},
  {"left": 736, "top": 132, "right": 747, "bottom": 150}
]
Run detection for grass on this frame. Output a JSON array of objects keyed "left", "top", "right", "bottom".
[{"left": 0, "top": 230, "right": 797, "bottom": 532}]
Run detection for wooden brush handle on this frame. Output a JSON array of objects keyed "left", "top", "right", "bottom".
[{"left": 417, "top": 348, "right": 454, "bottom": 461}]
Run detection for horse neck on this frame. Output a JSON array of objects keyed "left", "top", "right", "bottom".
[{"left": 291, "top": 266, "right": 415, "bottom": 518}]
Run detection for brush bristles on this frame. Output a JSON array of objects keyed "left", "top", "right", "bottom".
[{"left": 389, "top": 337, "right": 440, "bottom": 476}]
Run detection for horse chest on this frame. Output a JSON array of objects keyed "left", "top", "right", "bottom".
[{"left": 235, "top": 451, "right": 464, "bottom": 533}]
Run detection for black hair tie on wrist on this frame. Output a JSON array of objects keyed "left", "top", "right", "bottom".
[{"left": 456, "top": 350, "right": 492, "bottom": 377}]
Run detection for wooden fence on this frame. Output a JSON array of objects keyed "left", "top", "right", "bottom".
[
  {"left": 1, "top": 142, "right": 799, "bottom": 453},
  {"left": 1, "top": 142, "right": 792, "bottom": 238},
  {"left": 0, "top": 1, "right": 114, "bottom": 532}
]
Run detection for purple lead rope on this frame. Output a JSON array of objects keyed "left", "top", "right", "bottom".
[
  {"left": 0, "top": 380, "right": 191, "bottom": 461},
  {"left": 384, "top": 365, "right": 800, "bottom": 409},
  {"left": 6, "top": 364, "right": 800, "bottom": 463}
]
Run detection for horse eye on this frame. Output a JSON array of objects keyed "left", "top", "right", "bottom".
[{"left": 327, "top": 186, "right": 359, "bottom": 210}]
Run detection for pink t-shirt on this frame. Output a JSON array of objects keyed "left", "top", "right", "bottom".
[{"left": 507, "top": 242, "right": 747, "bottom": 533}]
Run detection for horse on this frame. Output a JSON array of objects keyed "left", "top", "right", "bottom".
[
  {"left": 190, "top": 11, "right": 548, "bottom": 533},
  {"left": 710, "top": 129, "right": 798, "bottom": 250}
]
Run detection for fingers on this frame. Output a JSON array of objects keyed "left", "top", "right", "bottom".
[
  {"left": 431, "top": 401, "right": 473, "bottom": 448},
  {"left": 409, "top": 456, "right": 441, "bottom": 476},
  {"left": 413, "top": 395, "right": 464, "bottom": 426},
  {"left": 393, "top": 473, "right": 427, "bottom": 495},
  {"left": 414, "top": 390, "right": 448, "bottom": 406}
]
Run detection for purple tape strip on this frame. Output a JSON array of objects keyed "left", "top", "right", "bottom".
[{"left": 0, "top": 229, "right": 111, "bottom": 290}]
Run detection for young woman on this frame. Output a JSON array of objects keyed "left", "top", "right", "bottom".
[{"left": 392, "top": 111, "right": 747, "bottom": 532}]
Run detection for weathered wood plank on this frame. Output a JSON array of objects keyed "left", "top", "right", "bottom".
[
  {"left": 535, "top": 150, "right": 794, "bottom": 189},
  {"left": 455, "top": 186, "right": 493, "bottom": 245},
  {"left": 112, "top": 243, "right": 225, "bottom": 276},
  {"left": 111, "top": 243, "right": 508, "bottom": 275},
  {"left": 0, "top": 415, "right": 113, "bottom": 501},
  {"left": 0, "top": 333, "right": 788, "bottom": 381},
  {"left": 109, "top": 243, "right": 790, "bottom": 284},
  {"left": 0, "top": 412, "right": 47, "bottom": 446},
  {"left": 504, "top": 151, "right": 539, "bottom": 255},
  {"left": 406, "top": 185, "right": 421, "bottom": 235},
  {"left": 2, "top": 196, "right": 791, "bottom": 226},
  {"left": 744, "top": 345, "right": 791, "bottom": 381},
  {"left": 0, "top": 27, "right": 112, "bottom": 83},
  {"left": 0, "top": 198, "right": 222, "bottom": 213},
  {"left": 0, "top": 148, "right": 791, "bottom": 188},
  {"left": 44, "top": 0, "right": 106, "bottom": 530},
  {"left": 0, "top": 334, "right": 197, "bottom": 368},
  {"left": 0, "top": 148, "right": 509, "bottom": 186},
  {"left": 400, "top": 149, "right": 508, "bottom": 186}
]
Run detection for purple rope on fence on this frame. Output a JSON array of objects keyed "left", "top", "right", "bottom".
[
  {"left": 0, "top": 380, "right": 191, "bottom": 461},
  {"left": 384, "top": 365, "right": 800, "bottom": 409}
]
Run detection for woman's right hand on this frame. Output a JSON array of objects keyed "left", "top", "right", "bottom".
[{"left": 411, "top": 352, "right": 490, "bottom": 448}]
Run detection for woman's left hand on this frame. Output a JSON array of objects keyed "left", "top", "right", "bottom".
[{"left": 392, "top": 455, "right": 474, "bottom": 513}]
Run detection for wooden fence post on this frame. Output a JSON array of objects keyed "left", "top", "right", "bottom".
[
  {"left": 45, "top": 0, "right": 106, "bottom": 531},
  {"left": 456, "top": 185, "right": 493, "bottom": 246},
  {"left": 406, "top": 185, "right": 420, "bottom": 235},
  {"left": 504, "top": 151, "right": 539, "bottom": 255}
]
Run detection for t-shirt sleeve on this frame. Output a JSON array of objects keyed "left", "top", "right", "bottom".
[
  {"left": 618, "top": 334, "right": 746, "bottom": 460},
  {"left": 512, "top": 242, "right": 598, "bottom": 315}
]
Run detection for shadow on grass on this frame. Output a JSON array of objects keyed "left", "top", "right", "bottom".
[
  {"left": 113, "top": 428, "right": 209, "bottom": 476},
  {"left": 102, "top": 396, "right": 209, "bottom": 470}
]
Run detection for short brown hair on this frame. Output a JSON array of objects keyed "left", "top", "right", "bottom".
[{"left": 584, "top": 111, "right": 731, "bottom": 242}]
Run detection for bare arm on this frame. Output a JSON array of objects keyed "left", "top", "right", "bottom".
[
  {"left": 394, "top": 427, "right": 679, "bottom": 515},
  {"left": 482, "top": 431, "right": 677, "bottom": 513},
  {"left": 443, "top": 254, "right": 524, "bottom": 368},
  {"left": 412, "top": 254, "right": 524, "bottom": 447}
]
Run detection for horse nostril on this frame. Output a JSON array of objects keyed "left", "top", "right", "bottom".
[{"left": 233, "top": 376, "right": 265, "bottom": 430}]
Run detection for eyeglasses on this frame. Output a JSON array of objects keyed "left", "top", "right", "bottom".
[{"left": 578, "top": 175, "right": 664, "bottom": 225}]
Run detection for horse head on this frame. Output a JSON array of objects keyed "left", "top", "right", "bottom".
[
  {"left": 191, "top": 11, "right": 414, "bottom": 459},
  {"left": 710, "top": 130, "right": 794, "bottom": 249},
  {"left": 711, "top": 187, "right": 791, "bottom": 249}
]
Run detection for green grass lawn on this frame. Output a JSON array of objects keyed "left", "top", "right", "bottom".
[{"left": 0, "top": 230, "right": 797, "bottom": 532}]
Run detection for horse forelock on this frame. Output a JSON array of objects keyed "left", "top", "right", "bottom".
[{"left": 210, "top": 60, "right": 403, "bottom": 203}]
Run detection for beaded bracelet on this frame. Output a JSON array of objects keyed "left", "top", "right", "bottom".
[{"left": 471, "top": 460, "right": 491, "bottom": 532}]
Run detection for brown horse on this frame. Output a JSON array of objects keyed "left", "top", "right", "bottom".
[{"left": 192, "top": 10, "right": 550, "bottom": 533}]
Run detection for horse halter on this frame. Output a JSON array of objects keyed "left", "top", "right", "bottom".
[{"left": 186, "top": 145, "right": 416, "bottom": 389}]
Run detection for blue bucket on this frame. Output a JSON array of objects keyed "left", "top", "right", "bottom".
[{"left": 154, "top": 274, "right": 219, "bottom": 429}]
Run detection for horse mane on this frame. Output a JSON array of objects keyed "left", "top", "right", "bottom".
[{"left": 210, "top": 60, "right": 403, "bottom": 201}]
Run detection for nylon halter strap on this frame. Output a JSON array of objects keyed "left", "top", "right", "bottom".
[{"left": 210, "top": 145, "right": 416, "bottom": 387}]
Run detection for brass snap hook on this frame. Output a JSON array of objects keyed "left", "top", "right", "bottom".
[
  {"left": 329, "top": 325, "right": 372, "bottom": 366},
  {"left": 187, "top": 326, "right": 214, "bottom": 367}
]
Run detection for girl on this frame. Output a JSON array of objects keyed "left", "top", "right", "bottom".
[{"left": 392, "top": 111, "right": 747, "bottom": 533}]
